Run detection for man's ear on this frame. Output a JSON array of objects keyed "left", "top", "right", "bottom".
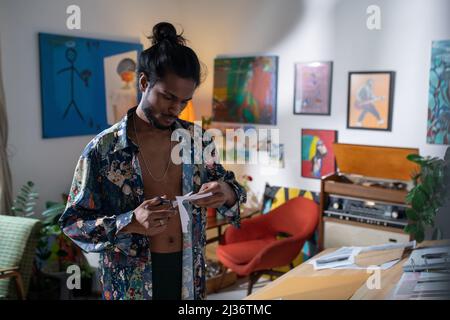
[{"left": 138, "top": 73, "right": 148, "bottom": 92}]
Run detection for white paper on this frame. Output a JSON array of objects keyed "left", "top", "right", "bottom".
[
  {"left": 174, "top": 191, "right": 214, "bottom": 233},
  {"left": 311, "top": 247, "right": 362, "bottom": 270},
  {"left": 309, "top": 240, "right": 415, "bottom": 271},
  {"left": 359, "top": 240, "right": 416, "bottom": 253}
]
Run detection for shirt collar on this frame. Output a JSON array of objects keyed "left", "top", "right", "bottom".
[{"left": 113, "top": 106, "right": 186, "bottom": 153}]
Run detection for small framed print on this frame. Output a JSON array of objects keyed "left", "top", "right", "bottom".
[
  {"left": 347, "top": 71, "right": 395, "bottom": 131},
  {"left": 301, "top": 129, "right": 337, "bottom": 179},
  {"left": 294, "top": 61, "right": 333, "bottom": 115}
]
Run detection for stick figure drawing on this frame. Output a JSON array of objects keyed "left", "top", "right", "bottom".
[{"left": 57, "top": 48, "right": 92, "bottom": 120}]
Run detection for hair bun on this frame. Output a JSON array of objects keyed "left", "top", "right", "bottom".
[{"left": 150, "top": 22, "right": 186, "bottom": 46}]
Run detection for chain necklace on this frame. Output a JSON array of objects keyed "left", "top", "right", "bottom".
[{"left": 133, "top": 112, "right": 172, "bottom": 182}]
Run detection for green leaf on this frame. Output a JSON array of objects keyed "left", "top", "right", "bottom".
[
  {"left": 20, "top": 185, "right": 31, "bottom": 193},
  {"left": 404, "top": 223, "right": 417, "bottom": 235},
  {"left": 421, "top": 174, "right": 434, "bottom": 195},
  {"left": 406, "top": 208, "right": 419, "bottom": 221},
  {"left": 407, "top": 154, "right": 423, "bottom": 163},
  {"left": 411, "top": 187, "right": 427, "bottom": 211},
  {"left": 405, "top": 189, "right": 416, "bottom": 204}
]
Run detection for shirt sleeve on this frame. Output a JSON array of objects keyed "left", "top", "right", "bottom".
[
  {"left": 58, "top": 143, "right": 135, "bottom": 255},
  {"left": 202, "top": 131, "right": 247, "bottom": 228}
]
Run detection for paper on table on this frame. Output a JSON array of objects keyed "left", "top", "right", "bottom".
[
  {"left": 311, "top": 247, "right": 362, "bottom": 270},
  {"left": 309, "top": 241, "right": 415, "bottom": 270},
  {"left": 359, "top": 240, "right": 416, "bottom": 253},
  {"left": 175, "top": 191, "right": 214, "bottom": 233}
]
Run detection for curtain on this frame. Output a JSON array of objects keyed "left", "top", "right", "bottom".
[{"left": 0, "top": 38, "right": 13, "bottom": 215}]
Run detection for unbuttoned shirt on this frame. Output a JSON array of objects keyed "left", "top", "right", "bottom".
[{"left": 59, "top": 107, "right": 246, "bottom": 300}]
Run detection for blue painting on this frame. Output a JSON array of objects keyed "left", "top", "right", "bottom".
[
  {"left": 39, "top": 33, "right": 142, "bottom": 138},
  {"left": 427, "top": 40, "right": 450, "bottom": 145}
]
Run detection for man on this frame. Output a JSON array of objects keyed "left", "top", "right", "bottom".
[
  {"left": 355, "top": 79, "right": 385, "bottom": 126},
  {"left": 59, "top": 22, "right": 246, "bottom": 300}
]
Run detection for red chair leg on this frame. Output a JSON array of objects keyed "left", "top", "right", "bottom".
[{"left": 247, "top": 271, "right": 262, "bottom": 295}]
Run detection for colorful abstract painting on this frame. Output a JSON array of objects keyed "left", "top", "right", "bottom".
[
  {"left": 294, "top": 61, "right": 332, "bottom": 115},
  {"left": 212, "top": 56, "right": 278, "bottom": 125},
  {"left": 347, "top": 71, "right": 395, "bottom": 131},
  {"left": 301, "top": 129, "right": 337, "bottom": 179},
  {"left": 427, "top": 40, "right": 450, "bottom": 145},
  {"left": 39, "top": 33, "right": 142, "bottom": 138}
]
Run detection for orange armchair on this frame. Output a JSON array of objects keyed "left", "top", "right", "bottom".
[{"left": 216, "top": 197, "right": 319, "bottom": 295}]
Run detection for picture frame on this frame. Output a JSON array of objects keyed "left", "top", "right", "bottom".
[
  {"left": 39, "top": 33, "right": 142, "bottom": 138},
  {"left": 347, "top": 71, "right": 395, "bottom": 131},
  {"left": 212, "top": 56, "right": 278, "bottom": 125},
  {"left": 294, "top": 61, "right": 333, "bottom": 115},
  {"left": 301, "top": 129, "right": 337, "bottom": 179},
  {"left": 427, "top": 40, "right": 450, "bottom": 145}
]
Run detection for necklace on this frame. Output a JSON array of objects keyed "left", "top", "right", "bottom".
[{"left": 133, "top": 112, "right": 172, "bottom": 182}]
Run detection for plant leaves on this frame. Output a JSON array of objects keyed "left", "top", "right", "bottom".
[
  {"left": 406, "top": 208, "right": 419, "bottom": 221},
  {"left": 407, "top": 154, "right": 423, "bottom": 163},
  {"left": 411, "top": 187, "right": 427, "bottom": 211},
  {"left": 404, "top": 223, "right": 417, "bottom": 235}
]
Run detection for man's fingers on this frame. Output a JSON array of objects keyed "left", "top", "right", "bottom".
[
  {"left": 198, "top": 182, "right": 220, "bottom": 194},
  {"left": 141, "top": 197, "right": 163, "bottom": 208},
  {"left": 146, "top": 209, "right": 177, "bottom": 218},
  {"left": 141, "top": 195, "right": 172, "bottom": 209}
]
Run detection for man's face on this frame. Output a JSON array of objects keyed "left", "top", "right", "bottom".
[{"left": 139, "top": 72, "right": 196, "bottom": 129}]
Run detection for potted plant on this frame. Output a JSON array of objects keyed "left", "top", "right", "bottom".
[{"left": 404, "top": 147, "right": 450, "bottom": 242}]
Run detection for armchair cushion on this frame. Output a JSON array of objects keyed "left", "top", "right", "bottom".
[
  {"left": 0, "top": 215, "right": 41, "bottom": 299},
  {"left": 217, "top": 237, "right": 276, "bottom": 265}
]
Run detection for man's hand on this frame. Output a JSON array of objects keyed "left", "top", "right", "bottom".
[
  {"left": 191, "top": 181, "right": 237, "bottom": 208},
  {"left": 121, "top": 196, "right": 177, "bottom": 236}
]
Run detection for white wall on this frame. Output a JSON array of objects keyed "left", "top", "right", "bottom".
[
  {"left": 1, "top": 0, "right": 449, "bottom": 232},
  {"left": 0, "top": 0, "right": 184, "bottom": 213},
  {"left": 181, "top": 0, "right": 449, "bottom": 195}
]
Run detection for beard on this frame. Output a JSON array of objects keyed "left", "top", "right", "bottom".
[{"left": 142, "top": 106, "right": 174, "bottom": 130}]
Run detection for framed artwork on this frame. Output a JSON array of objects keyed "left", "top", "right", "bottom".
[
  {"left": 427, "top": 40, "right": 450, "bottom": 145},
  {"left": 294, "top": 61, "right": 332, "bottom": 115},
  {"left": 212, "top": 56, "right": 278, "bottom": 125},
  {"left": 347, "top": 71, "right": 395, "bottom": 131},
  {"left": 301, "top": 129, "right": 337, "bottom": 179},
  {"left": 39, "top": 33, "right": 142, "bottom": 138}
]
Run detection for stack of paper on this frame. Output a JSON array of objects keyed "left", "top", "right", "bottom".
[{"left": 309, "top": 241, "right": 416, "bottom": 270}]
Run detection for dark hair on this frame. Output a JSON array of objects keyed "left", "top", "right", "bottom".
[{"left": 138, "top": 22, "right": 202, "bottom": 88}]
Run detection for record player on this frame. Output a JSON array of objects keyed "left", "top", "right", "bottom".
[{"left": 319, "top": 143, "right": 420, "bottom": 250}]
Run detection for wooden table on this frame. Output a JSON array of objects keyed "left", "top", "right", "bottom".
[
  {"left": 245, "top": 240, "right": 449, "bottom": 300},
  {"left": 206, "top": 207, "right": 260, "bottom": 244}
]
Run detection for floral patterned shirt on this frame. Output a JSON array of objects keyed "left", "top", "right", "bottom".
[{"left": 59, "top": 107, "right": 246, "bottom": 300}]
